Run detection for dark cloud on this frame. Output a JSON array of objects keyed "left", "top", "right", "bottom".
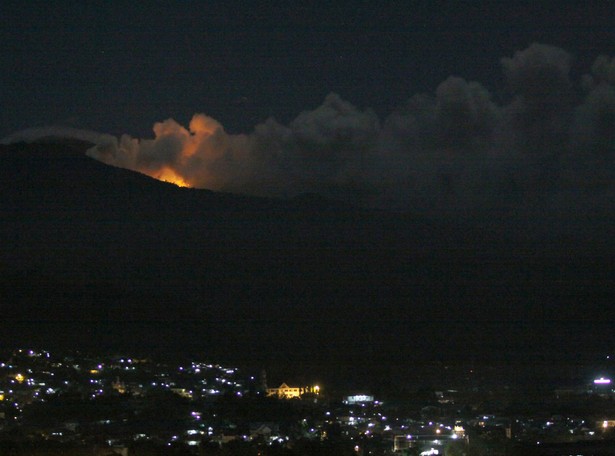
[
  {"left": 0, "top": 126, "right": 113, "bottom": 145},
  {"left": 589, "top": 55, "right": 615, "bottom": 86},
  {"left": 496, "top": 45, "right": 573, "bottom": 193},
  {"left": 434, "top": 76, "right": 499, "bottom": 151},
  {"left": 6, "top": 44, "right": 613, "bottom": 221},
  {"left": 501, "top": 44, "right": 572, "bottom": 108}
]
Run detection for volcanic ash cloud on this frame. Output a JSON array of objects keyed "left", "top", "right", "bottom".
[{"left": 86, "top": 44, "right": 615, "bottom": 216}]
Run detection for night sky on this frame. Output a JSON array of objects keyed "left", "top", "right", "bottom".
[
  {"left": 4, "top": 1, "right": 615, "bottom": 217},
  {"left": 3, "top": 1, "right": 615, "bottom": 138}
]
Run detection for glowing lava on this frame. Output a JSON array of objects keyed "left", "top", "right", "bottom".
[{"left": 155, "top": 168, "right": 190, "bottom": 187}]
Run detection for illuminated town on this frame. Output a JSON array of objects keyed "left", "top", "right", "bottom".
[
  {"left": 4, "top": 1, "right": 615, "bottom": 454},
  {"left": 1, "top": 349, "right": 615, "bottom": 455}
]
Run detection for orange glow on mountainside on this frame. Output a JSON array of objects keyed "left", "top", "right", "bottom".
[{"left": 155, "top": 168, "right": 190, "bottom": 187}]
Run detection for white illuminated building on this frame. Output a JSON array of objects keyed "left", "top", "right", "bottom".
[
  {"left": 591, "top": 376, "right": 614, "bottom": 397},
  {"left": 344, "top": 394, "right": 374, "bottom": 404}
]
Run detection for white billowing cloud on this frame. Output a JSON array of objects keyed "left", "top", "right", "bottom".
[
  {"left": 88, "top": 93, "right": 383, "bottom": 202},
  {"left": 78, "top": 43, "right": 615, "bottom": 217}
]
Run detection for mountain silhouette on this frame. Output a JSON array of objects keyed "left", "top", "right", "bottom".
[{"left": 1, "top": 139, "right": 614, "bottom": 393}]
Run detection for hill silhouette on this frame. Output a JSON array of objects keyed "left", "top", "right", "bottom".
[{"left": 1, "top": 139, "right": 614, "bottom": 393}]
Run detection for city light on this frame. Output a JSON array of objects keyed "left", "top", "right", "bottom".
[
  {"left": 0, "top": 345, "right": 609, "bottom": 453},
  {"left": 420, "top": 449, "right": 439, "bottom": 456}
]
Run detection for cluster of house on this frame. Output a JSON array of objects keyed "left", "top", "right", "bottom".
[{"left": 2, "top": 349, "right": 615, "bottom": 455}]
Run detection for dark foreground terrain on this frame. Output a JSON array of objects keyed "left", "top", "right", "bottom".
[{"left": 1, "top": 140, "right": 614, "bottom": 393}]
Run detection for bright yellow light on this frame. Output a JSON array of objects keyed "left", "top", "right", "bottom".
[
  {"left": 15, "top": 373, "right": 25, "bottom": 383},
  {"left": 90, "top": 369, "right": 99, "bottom": 374},
  {"left": 155, "top": 167, "right": 190, "bottom": 187},
  {"left": 314, "top": 385, "right": 320, "bottom": 394}
]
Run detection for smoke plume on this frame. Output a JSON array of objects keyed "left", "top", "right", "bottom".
[{"left": 74, "top": 44, "right": 615, "bottom": 215}]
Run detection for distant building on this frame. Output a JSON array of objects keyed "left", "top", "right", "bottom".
[
  {"left": 266, "top": 383, "right": 319, "bottom": 399},
  {"left": 593, "top": 377, "right": 614, "bottom": 395},
  {"left": 171, "top": 387, "right": 193, "bottom": 399},
  {"left": 111, "top": 377, "right": 126, "bottom": 394},
  {"left": 598, "top": 419, "right": 615, "bottom": 430},
  {"left": 344, "top": 394, "right": 374, "bottom": 405}
]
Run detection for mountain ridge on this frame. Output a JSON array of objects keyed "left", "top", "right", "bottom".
[{"left": 1, "top": 139, "right": 614, "bottom": 392}]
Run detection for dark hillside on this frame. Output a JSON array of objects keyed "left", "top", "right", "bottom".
[{"left": 1, "top": 140, "right": 614, "bottom": 393}]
